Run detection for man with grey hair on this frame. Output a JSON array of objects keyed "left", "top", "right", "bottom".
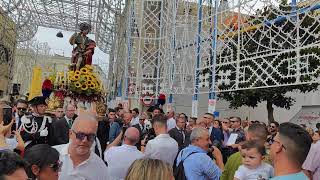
[
  {"left": 104, "top": 127, "right": 144, "bottom": 180},
  {"left": 176, "top": 127, "right": 223, "bottom": 180},
  {"left": 53, "top": 114, "right": 108, "bottom": 180}
]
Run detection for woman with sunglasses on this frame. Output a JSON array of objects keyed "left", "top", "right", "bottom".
[{"left": 24, "top": 144, "right": 61, "bottom": 180}]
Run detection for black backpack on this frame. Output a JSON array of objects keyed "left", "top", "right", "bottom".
[{"left": 174, "top": 151, "right": 197, "bottom": 180}]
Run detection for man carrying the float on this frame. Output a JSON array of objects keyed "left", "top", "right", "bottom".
[{"left": 20, "top": 96, "right": 54, "bottom": 149}]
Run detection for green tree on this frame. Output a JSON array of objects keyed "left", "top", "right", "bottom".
[{"left": 216, "top": 1, "right": 320, "bottom": 123}]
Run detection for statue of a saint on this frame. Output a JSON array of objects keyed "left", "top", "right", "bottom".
[{"left": 69, "top": 22, "right": 96, "bottom": 70}]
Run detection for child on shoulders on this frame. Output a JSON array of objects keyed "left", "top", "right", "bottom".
[{"left": 234, "top": 140, "right": 274, "bottom": 180}]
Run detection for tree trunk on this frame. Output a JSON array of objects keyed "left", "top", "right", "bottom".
[{"left": 267, "top": 100, "right": 275, "bottom": 124}]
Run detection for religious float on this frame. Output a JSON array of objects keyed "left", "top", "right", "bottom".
[{"left": 41, "top": 22, "right": 105, "bottom": 115}]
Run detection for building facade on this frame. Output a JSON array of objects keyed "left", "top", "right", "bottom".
[{"left": 0, "top": 7, "right": 17, "bottom": 98}]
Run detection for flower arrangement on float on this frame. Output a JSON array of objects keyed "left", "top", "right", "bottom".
[{"left": 41, "top": 65, "right": 104, "bottom": 110}]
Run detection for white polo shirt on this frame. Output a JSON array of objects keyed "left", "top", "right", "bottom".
[
  {"left": 144, "top": 134, "right": 179, "bottom": 166},
  {"left": 130, "top": 116, "right": 140, "bottom": 126},
  {"left": 53, "top": 143, "right": 109, "bottom": 180},
  {"left": 167, "top": 117, "right": 176, "bottom": 131},
  {"left": 104, "top": 144, "right": 144, "bottom": 180}
]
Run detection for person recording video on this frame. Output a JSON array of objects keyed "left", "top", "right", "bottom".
[{"left": 0, "top": 102, "right": 25, "bottom": 152}]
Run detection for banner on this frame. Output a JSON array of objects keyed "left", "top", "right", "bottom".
[
  {"left": 28, "top": 66, "right": 42, "bottom": 100},
  {"left": 192, "top": 100, "right": 198, "bottom": 118},
  {"left": 208, "top": 99, "right": 216, "bottom": 114}
]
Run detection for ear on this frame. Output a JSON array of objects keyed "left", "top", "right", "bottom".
[
  {"left": 274, "top": 143, "right": 283, "bottom": 154},
  {"left": 69, "top": 129, "right": 72, "bottom": 138},
  {"left": 31, "top": 165, "right": 40, "bottom": 176}
]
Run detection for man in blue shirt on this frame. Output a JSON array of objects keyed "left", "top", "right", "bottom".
[
  {"left": 270, "top": 122, "right": 312, "bottom": 180},
  {"left": 176, "top": 127, "right": 223, "bottom": 180},
  {"left": 108, "top": 109, "right": 122, "bottom": 143}
]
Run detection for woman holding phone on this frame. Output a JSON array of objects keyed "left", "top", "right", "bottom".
[{"left": 0, "top": 101, "right": 25, "bottom": 151}]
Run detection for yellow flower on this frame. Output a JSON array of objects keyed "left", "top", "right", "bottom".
[
  {"left": 81, "top": 84, "right": 88, "bottom": 90},
  {"left": 83, "top": 75, "right": 89, "bottom": 81},
  {"left": 85, "top": 65, "right": 93, "bottom": 71},
  {"left": 91, "top": 73, "right": 97, "bottom": 78},
  {"left": 96, "top": 81, "right": 100, "bottom": 87},
  {"left": 87, "top": 80, "right": 92, "bottom": 85},
  {"left": 73, "top": 74, "right": 80, "bottom": 81},
  {"left": 75, "top": 81, "right": 81, "bottom": 88},
  {"left": 90, "top": 83, "right": 96, "bottom": 89},
  {"left": 80, "top": 68, "right": 89, "bottom": 74},
  {"left": 75, "top": 70, "right": 81, "bottom": 75},
  {"left": 68, "top": 71, "right": 74, "bottom": 77}
]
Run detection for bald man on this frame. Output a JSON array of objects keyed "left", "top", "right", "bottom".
[
  {"left": 53, "top": 114, "right": 108, "bottom": 180},
  {"left": 104, "top": 127, "right": 144, "bottom": 180}
]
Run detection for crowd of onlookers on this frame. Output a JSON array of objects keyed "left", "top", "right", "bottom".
[{"left": 0, "top": 97, "right": 320, "bottom": 180}]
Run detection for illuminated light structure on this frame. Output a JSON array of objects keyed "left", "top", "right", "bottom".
[
  {"left": 0, "top": 0, "right": 125, "bottom": 53},
  {"left": 108, "top": 0, "right": 320, "bottom": 115}
]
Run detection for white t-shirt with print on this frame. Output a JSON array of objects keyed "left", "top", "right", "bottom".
[{"left": 234, "top": 162, "right": 274, "bottom": 180}]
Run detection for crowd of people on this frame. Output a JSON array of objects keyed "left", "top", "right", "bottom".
[{"left": 0, "top": 96, "right": 320, "bottom": 180}]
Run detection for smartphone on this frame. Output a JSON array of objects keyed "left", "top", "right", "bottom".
[{"left": 3, "top": 105, "right": 12, "bottom": 125}]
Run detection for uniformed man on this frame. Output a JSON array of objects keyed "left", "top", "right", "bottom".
[{"left": 20, "top": 96, "right": 54, "bottom": 149}]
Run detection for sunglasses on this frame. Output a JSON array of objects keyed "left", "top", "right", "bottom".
[
  {"left": 230, "top": 121, "right": 238, "bottom": 123},
  {"left": 48, "top": 161, "right": 63, "bottom": 172},
  {"left": 270, "top": 126, "right": 276, "bottom": 128},
  {"left": 72, "top": 130, "right": 96, "bottom": 142},
  {"left": 139, "top": 119, "right": 145, "bottom": 121},
  {"left": 222, "top": 121, "right": 229, "bottom": 124},
  {"left": 17, "top": 108, "right": 27, "bottom": 111}
]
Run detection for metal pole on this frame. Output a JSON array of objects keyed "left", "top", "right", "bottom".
[
  {"left": 192, "top": 0, "right": 203, "bottom": 118},
  {"left": 155, "top": 0, "right": 165, "bottom": 100},
  {"left": 208, "top": 0, "right": 218, "bottom": 114},
  {"left": 292, "top": 0, "right": 300, "bottom": 83},
  {"left": 123, "top": 0, "right": 134, "bottom": 110}
]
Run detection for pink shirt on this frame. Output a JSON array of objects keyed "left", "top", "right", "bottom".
[{"left": 302, "top": 141, "right": 320, "bottom": 179}]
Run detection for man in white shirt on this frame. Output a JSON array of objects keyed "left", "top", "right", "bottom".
[
  {"left": 166, "top": 110, "right": 176, "bottom": 131},
  {"left": 53, "top": 114, "right": 108, "bottom": 180},
  {"left": 142, "top": 114, "right": 178, "bottom": 166},
  {"left": 104, "top": 127, "right": 144, "bottom": 180},
  {"left": 130, "top": 108, "right": 140, "bottom": 126}
]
